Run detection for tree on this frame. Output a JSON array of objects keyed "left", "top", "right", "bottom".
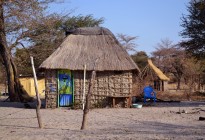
[
  {"left": 15, "top": 15, "right": 104, "bottom": 75},
  {"left": 61, "top": 15, "right": 104, "bottom": 31},
  {"left": 1, "top": 1, "right": 104, "bottom": 102},
  {"left": 31, "top": 15, "right": 104, "bottom": 71},
  {"left": 0, "top": 57, "right": 6, "bottom": 84},
  {"left": 15, "top": 48, "right": 32, "bottom": 75},
  {"left": 152, "top": 39, "right": 176, "bottom": 72},
  {"left": 0, "top": 1, "right": 22, "bottom": 101},
  {"left": 0, "top": 0, "right": 58, "bottom": 101},
  {"left": 131, "top": 51, "right": 148, "bottom": 70},
  {"left": 117, "top": 33, "right": 138, "bottom": 53},
  {"left": 183, "top": 58, "right": 204, "bottom": 94},
  {"left": 14, "top": 14, "right": 65, "bottom": 75},
  {"left": 151, "top": 39, "right": 186, "bottom": 89},
  {"left": 180, "top": 0, "right": 205, "bottom": 58}
]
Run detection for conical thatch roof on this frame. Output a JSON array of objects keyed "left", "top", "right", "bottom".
[
  {"left": 148, "top": 59, "right": 170, "bottom": 81},
  {"left": 39, "top": 27, "right": 140, "bottom": 71}
]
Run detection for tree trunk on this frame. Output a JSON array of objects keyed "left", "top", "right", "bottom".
[
  {"left": 198, "top": 74, "right": 200, "bottom": 91},
  {"left": 0, "top": 1, "right": 28, "bottom": 102},
  {"left": 177, "top": 78, "right": 180, "bottom": 90}
]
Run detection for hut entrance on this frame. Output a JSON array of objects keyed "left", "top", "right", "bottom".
[{"left": 58, "top": 70, "right": 73, "bottom": 107}]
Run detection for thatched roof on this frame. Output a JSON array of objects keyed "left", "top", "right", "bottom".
[
  {"left": 39, "top": 27, "right": 140, "bottom": 71},
  {"left": 148, "top": 59, "right": 170, "bottom": 81}
]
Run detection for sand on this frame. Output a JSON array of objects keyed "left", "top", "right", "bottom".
[{"left": 0, "top": 97, "right": 205, "bottom": 140}]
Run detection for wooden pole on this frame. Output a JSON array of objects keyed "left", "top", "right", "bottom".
[
  {"left": 82, "top": 65, "right": 86, "bottom": 110},
  {"left": 81, "top": 70, "right": 96, "bottom": 130},
  {"left": 30, "top": 56, "right": 43, "bottom": 128}
]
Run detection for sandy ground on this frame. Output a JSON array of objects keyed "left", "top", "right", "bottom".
[{"left": 0, "top": 96, "right": 205, "bottom": 140}]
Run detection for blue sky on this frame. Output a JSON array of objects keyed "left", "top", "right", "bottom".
[{"left": 48, "top": 0, "right": 190, "bottom": 55}]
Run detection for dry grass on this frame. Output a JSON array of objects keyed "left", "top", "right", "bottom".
[
  {"left": 157, "top": 91, "right": 187, "bottom": 101},
  {"left": 132, "top": 83, "right": 205, "bottom": 102},
  {"left": 157, "top": 90, "right": 205, "bottom": 101}
]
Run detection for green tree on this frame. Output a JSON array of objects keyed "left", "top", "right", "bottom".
[
  {"left": 180, "top": 0, "right": 205, "bottom": 58},
  {"left": 15, "top": 48, "right": 32, "bottom": 75},
  {"left": 0, "top": 0, "right": 61, "bottom": 101},
  {"left": 0, "top": 0, "right": 104, "bottom": 102},
  {"left": 61, "top": 15, "right": 104, "bottom": 31},
  {"left": 15, "top": 15, "right": 104, "bottom": 75},
  {"left": 131, "top": 51, "right": 148, "bottom": 70}
]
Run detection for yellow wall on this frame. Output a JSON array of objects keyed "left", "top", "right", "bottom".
[{"left": 19, "top": 78, "right": 45, "bottom": 97}]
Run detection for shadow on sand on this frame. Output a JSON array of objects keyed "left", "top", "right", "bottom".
[
  {"left": 0, "top": 96, "right": 45, "bottom": 109},
  {"left": 1, "top": 95, "right": 205, "bottom": 109}
]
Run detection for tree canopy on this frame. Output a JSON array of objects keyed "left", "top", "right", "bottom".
[
  {"left": 180, "top": 0, "right": 205, "bottom": 58},
  {"left": 151, "top": 39, "right": 186, "bottom": 89},
  {"left": 14, "top": 14, "right": 104, "bottom": 75},
  {"left": 131, "top": 51, "right": 148, "bottom": 70},
  {"left": 0, "top": 0, "right": 104, "bottom": 101},
  {"left": 117, "top": 33, "right": 138, "bottom": 53}
]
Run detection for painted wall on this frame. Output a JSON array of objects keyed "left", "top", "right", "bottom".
[{"left": 20, "top": 77, "right": 45, "bottom": 97}]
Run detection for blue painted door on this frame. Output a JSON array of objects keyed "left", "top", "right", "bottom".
[{"left": 58, "top": 70, "right": 73, "bottom": 107}]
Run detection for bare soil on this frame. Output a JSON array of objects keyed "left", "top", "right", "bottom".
[{"left": 0, "top": 96, "right": 205, "bottom": 140}]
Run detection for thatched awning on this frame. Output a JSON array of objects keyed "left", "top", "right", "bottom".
[
  {"left": 148, "top": 59, "right": 170, "bottom": 81},
  {"left": 39, "top": 27, "right": 140, "bottom": 71}
]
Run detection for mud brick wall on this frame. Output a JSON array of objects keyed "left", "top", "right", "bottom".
[
  {"left": 45, "top": 70, "right": 58, "bottom": 108},
  {"left": 73, "top": 70, "right": 133, "bottom": 107},
  {"left": 44, "top": 70, "right": 133, "bottom": 108},
  {"left": 45, "top": 94, "right": 57, "bottom": 108}
]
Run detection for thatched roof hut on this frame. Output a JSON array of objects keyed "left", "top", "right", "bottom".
[
  {"left": 142, "top": 59, "right": 170, "bottom": 91},
  {"left": 40, "top": 27, "right": 139, "bottom": 71},
  {"left": 40, "top": 27, "right": 140, "bottom": 108},
  {"left": 147, "top": 59, "right": 170, "bottom": 81}
]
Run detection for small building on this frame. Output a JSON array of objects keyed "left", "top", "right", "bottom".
[
  {"left": 142, "top": 59, "right": 170, "bottom": 91},
  {"left": 39, "top": 27, "right": 140, "bottom": 108}
]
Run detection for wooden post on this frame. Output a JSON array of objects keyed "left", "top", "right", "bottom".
[
  {"left": 113, "top": 98, "right": 115, "bottom": 108},
  {"left": 82, "top": 65, "right": 86, "bottom": 110},
  {"left": 162, "top": 81, "right": 164, "bottom": 91},
  {"left": 30, "top": 56, "right": 43, "bottom": 128},
  {"left": 81, "top": 70, "right": 96, "bottom": 130}
]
